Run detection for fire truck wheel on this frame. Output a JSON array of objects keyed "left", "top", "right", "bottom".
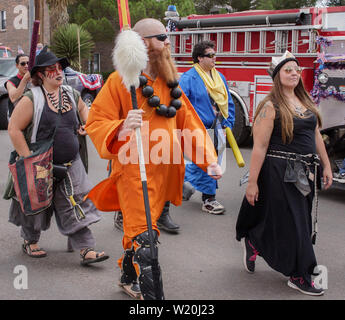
[{"left": 231, "top": 96, "right": 251, "bottom": 146}]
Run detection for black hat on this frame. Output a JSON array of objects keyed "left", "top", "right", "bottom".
[{"left": 30, "top": 46, "right": 69, "bottom": 77}]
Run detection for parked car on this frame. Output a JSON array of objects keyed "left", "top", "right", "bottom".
[
  {"left": 63, "top": 66, "right": 103, "bottom": 109},
  {"left": 0, "top": 46, "right": 13, "bottom": 58},
  {"left": 0, "top": 59, "right": 103, "bottom": 130},
  {"left": 0, "top": 57, "right": 17, "bottom": 129}
]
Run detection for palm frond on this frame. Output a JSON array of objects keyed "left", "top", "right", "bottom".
[{"left": 51, "top": 23, "right": 94, "bottom": 70}]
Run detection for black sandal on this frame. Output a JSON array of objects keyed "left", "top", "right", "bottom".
[
  {"left": 22, "top": 241, "right": 47, "bottom": 258},
  {"left": 80, "top": 248, "right": 109, "bottom": 266}
]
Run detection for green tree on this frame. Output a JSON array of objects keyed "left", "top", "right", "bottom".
[
  {"left": 46, "top": 0, "right": 76, "bottom": 37},
  {"left": 129, "top": 0, "right": 166, "bottom": 25},
  {"left": 72, "top": 4, "right": 92, "bottom": 25},
  {"left": 194, "top": 0, "right": 231, "bottom": 14},
  {"left": 69, "top": 0, "right": 116, "bottom": 41},
  {"left": 69, "top": 0, "right": 195, "bottom": 32},
  {"left": 50, "top": 23, "right": 94, "bottom": 71},
  {"left": 252, "top": 0, "right": 317, "bottom": 10},
  {"left": 82, "top": 17, "right": 115, "bottom": 41},
  {"left": 171, "top": 0, "right": 195, "bottom": 17},
  {"left": 326, "top": 0, "right": 345, "bottom": 5},
  {"left": 230, "top": 0, "right": 252, "bottom": 12},
  {"left": 126, "top": 0, "right": 195, "bottom": 26}
]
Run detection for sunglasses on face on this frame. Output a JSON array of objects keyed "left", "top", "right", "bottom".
[
  {"left": 201, "top": 53, "right": 216, "bottom": 59},
  {"left": 20, "top": 61, "right": 29, "bottom": 66},
  {"left": 283, "top": 66, "right": 302, "bottom": 74},
  {"left": 144, "top": 34, "right": 168, "bottom": 42}
]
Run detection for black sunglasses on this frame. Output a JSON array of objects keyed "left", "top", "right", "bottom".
[
  {"left": 144, "top": 34, "right": 168, "bottom": 42},
  {"left": 20, "top": 61, "right": 29, "bottom": 66},
  {"left": 201, "top": 53, "right": 216, "bottom": 58}
]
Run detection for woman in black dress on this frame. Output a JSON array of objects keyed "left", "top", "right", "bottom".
[{"left": 236, "top": 51, "right": 332, "bottom": 296}]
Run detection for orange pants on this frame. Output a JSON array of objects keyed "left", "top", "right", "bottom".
[{"left": 116, "top": 167, "right": 163, "bottom": 275}]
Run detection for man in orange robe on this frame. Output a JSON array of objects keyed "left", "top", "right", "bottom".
[{"left": 85, "top": 18, "right": 222, "bottom": 300}]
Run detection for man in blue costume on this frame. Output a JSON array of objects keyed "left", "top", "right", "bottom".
[{"left": 179, "top": 40, "right": 235, "bottom": 214}]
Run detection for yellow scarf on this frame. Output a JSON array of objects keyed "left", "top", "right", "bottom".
[{"left": 194, "top": 63, "right": 228, "bottom": 119}]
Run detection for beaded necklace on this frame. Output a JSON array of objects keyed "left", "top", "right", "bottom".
[
  {"left": 42, "top": 86, "right": 71, "bottom": 112},
  {"left": 294, "top": 105, "right": 308, "bottom": 117},
  {"left": 139, "top": 75, "right": 182, "bottom": 118}
]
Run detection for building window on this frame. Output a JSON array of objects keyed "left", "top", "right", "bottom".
[
  {"left": 0, "top": 11, "right": 6, "bottom": 30},
  {"left": 93, "top": 53, "right": 100, "bottom": 73}
]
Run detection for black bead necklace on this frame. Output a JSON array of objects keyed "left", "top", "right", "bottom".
[
  {"left": 42, "top": 86, "right": 71, "bottom": 112},
  {"left": 139, "top": 75, "right": 182, "bottom": 118}
]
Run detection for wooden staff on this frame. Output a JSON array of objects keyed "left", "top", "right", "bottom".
[
  {"left": 115, "top": 0, "right": 164, "bottom": 300},
  {"left": 28, "top": 20, "right": 40, "bottom": 71}
]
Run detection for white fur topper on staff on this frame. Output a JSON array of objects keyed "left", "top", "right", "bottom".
[{"left": 112, "top": 29, "right": 148, "bottom": 91}]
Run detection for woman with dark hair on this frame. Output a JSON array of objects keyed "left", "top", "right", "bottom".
[
  {"left": 235, "top": 51, "right": 332, "bottom": 296},
  {"left": 7, "top": 47, "right": 109, "bottom": 265}
]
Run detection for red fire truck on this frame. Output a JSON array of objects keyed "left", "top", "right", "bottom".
[{"left": 167, "top": 6, "right": 345, "bottom": 187}]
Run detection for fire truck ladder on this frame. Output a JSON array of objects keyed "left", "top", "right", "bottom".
[{"left": 169, "top": 24, "right": 320, "bottom": 58}]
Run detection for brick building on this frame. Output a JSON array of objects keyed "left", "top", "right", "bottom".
[
  {"left": 0, "top": 0, "right": 114, "bottom": 74},
  {"left": 0, "top": 0, "right": 50, "bottom": 56}
]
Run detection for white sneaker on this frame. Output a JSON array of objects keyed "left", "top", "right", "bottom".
[
  {"left": 202, "top": 199, "right": 225, "bottom": 215},
  {"left": 333, "top": 172, "right": 345, "bottom": 183}
]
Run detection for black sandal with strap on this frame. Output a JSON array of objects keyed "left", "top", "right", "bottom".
[
  {"left": 80, "top": 247, "right": 109, "bottom": 266},
  {"left": 22, "top": 241, "right": 47, "bottom": 258}
]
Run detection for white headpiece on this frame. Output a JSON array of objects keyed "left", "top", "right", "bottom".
[{"left": 267, "top": 50, "right": 299, "bottom": 79}]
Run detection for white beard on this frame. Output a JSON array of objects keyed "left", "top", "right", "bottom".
[{"left": 112, "top": 29, "right": 148, "bottom": 91}]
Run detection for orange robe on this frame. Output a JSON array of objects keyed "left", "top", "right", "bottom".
[{"left": 86, "top": 71, "right": 217, "bottom": 251}]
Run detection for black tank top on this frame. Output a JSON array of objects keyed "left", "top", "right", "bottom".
[
  {"left": 269, "top": 107, "right": 317, "bottom": 154},
  {"left": 5, "top": 75, "right": 22, "bottom": 117},
  {"left": 36, "top": 100, "right": 80, "bottom": 164}
]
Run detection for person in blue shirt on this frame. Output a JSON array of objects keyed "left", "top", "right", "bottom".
[
  {"left": 179, "top": 40, "right": 235, "bottom": 214},
  {"left": 36, "top": 43, "right": 43, "bottom": 56}
]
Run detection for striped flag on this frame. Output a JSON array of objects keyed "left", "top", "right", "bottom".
[
  {"left": 117, "top": 0, "right": 131, "bottom": 29},
  {"left": 78, "top": 74, "right": 102, "bottom": 90}
]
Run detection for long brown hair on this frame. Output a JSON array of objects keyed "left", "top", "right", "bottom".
[{"left": 254, "top": 73, "right": 322, "bottom": 144}]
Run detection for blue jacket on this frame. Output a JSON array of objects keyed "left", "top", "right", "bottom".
[
  {"left": 179, "top": 67, "right": 235, "bottom": 129},
  {"left": 180, "top": 66, "right": 235, "bottom": 195}
]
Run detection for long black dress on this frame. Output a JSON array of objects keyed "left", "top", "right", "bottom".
[{"left": 236, "top": 108, "right": 319, "bottom": 278}]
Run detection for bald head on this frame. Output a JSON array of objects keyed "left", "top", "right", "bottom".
[
  {"left": 132, "top": 18, "right": 175, "bottom": 82},
  {"left": 133, "top": 19, "right": 166, "bottom": 38}
]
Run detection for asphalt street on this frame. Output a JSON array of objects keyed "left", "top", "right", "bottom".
[{"left": 0, "top": 130, "right": 344, "bottom": 301}]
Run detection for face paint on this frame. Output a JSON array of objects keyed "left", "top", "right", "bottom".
[{"left": 44, "top": 63, "right": 62, "bottom": 79}]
